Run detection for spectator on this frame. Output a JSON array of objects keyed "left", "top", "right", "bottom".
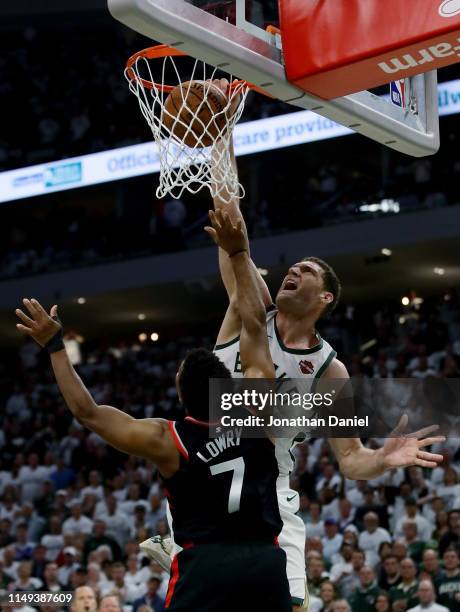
[
  {"left": 407, "top": 579, "right": 449, "bottom": 612},
  {"left": 14, "top": 523, "right": 34, "bottom": 560},
  {"left": 395, "top": 497, "right": 433, "bottom": 542},
  {"left": 41, "top": 516, "right": 65, "bottom": 561},
  {"left": 40, "top": 562, "right": 61, "bottom": 592},
  {"left": 99, "top": 595, "right": 123, "bottom": 612},
  {"left": 307, "top": 555, "right": 329, "bottom": 598},
  {"left": 83, "top": 521, "right": 121, "bottom": 563},
  {"left": 331, "top": 600, "right": 351, "bottom": 612},
  {"left": 21, "top": 502, "right": 46, "bottom": 544},
  {"left": 330, "top": 543, "right": 354, "bottom": 584},
  {"left": 317, "top": 463, "right": 342, "bottom": 494},
  {"left": 31, "top": 545, "right": 48, "bottom": 583},
  {"left": 358, "top": 512, "right": 391, "bottom": 568},
  {"left": 124, "top": 555, "right": 144, "bottom": 598},
  {"left": 339, "top": 548, "right": 366, "bottom": 598},
  {"left": 354, "top": 488, "right": 389, "bottom": 530},
  {"left": 146, "top": 494, "right": 166, "bottom": 532},
  {"left": 436, "top": 548, "right": 460, "bottom": 611},
  {"left": 96, "top": 494, "right": 130, "bottom": 548},
  {"left": 437, "top": 468, "right": 460, "bottom": 511},
  {"left": 389, "top": 557, "right": 419, "bottom": 610},
  {"left": 13, "top": 560, "right": 42, "bottom": 591},
  {"left": 306, "top": 501, "right": 325, "bottom": 539},
  {"left": 70, "top": 586, "right": 97, "bottom": 612},
  {"left": 62, "top": 502, "right": 93, "bottom": 537},
  {"left": 318, "top": 580, "right": 337, "bottom": 612},
  {"left": 348, "top": 566, "right": 379, "bottom": 612},
  {"left": 81, "top": 471, "right": 104, "bottom": 503},
  {"left": 420, "top": 549, "right": 444, "bottom": 584},
  {"left": 337, "top": 498, "right": 355, "bottom": 532},
  {"left": 375, "top": 591, "right": 391, "bottom": 612},
  {"left": 49, "top": 458, "right": 75, "bottom": 490},
  {"left": 18, "top": 454, "right": 50, "bottom": 502},
  {"left": 322, "top": 518, "right": 343, "bottom": 563},
  {"left": 132, "top": 575, "right": 165, "bottom": 612},
  {"left": 0, "top": 518, "right": 14, "bottom": 548},
  {"left": 401, "top": 521, "right": 425, "bottom": 564},
  {"left": 439, "top": 510, "right": 460, "bottom": 555},
  {"left": 86, "top": 563, "right": 104, "bottom": 598},
  {"left": 101, "top": 562, "right": 129, "bottom": 600},
  {"left": 378, "top": 555, "right": 401, "bottom": 591},
  {"left": 57, "top": 547, "right": 79, "bottom": 587}
]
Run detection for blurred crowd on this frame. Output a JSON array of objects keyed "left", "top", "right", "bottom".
[
  {"left": 0, "top": 287, "right": 460, "bottom": 611},
  {"left": 1, "top": 154, "right": 457, "bottom": 280}
]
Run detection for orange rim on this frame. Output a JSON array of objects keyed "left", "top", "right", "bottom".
[{"left": 126, "top": 44, "right": 274, "bottom": 97}]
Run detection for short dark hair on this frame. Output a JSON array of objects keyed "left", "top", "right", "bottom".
[
  {"left": 178, "top": 348, "right": 232, "bottom": 420},
  {"left": 302, "top": 256, "right": 341, "bottom": 317}
]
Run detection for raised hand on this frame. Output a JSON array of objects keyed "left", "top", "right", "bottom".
[
  {"left": 204, "top": 208, "right": 248, "bottom": 256},
  {"left": 382, "top": 415, "right": 445, "bottom": 470},
  {"left": 16, "top": 299, "right": 62, "bottom": 347}
]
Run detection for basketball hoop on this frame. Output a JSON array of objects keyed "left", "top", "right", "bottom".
[{"left": 125, "top": 45, "right": 264, "bottom": 203}]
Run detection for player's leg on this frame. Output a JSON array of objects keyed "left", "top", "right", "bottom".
[
  {"left": 140, "top": 502, "right": 177, "bottom": 571},
  {"left": 277, "top": 488, "right": 309, "bottom": 611}
]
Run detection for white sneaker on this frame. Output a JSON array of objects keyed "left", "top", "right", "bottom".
[{"left": 139, "top": 535, "right": 173, "bottom": 571}]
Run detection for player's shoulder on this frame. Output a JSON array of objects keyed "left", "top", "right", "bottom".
[{"left": 322, "top": 356, "right": 349, "bottom": 379}]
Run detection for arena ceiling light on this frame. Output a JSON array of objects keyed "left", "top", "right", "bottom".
[
  {"left": 434, "top": 267, "right": 446, "bottom": 275},
  {"left": 138, "top": 313, "right": 146, "bottom": 320},
  {"left": 77, "top": 297, "right": 86, "bottom": 305},
  {"left": 151, "top": 332, "right": 159, "bottom": 342},
  {"left": 401, "top": 296, "right": 410, "bottom": 306}
]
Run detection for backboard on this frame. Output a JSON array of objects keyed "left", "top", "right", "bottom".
[{"left": 108, "top": 0, "right": 440, "bottom": 157}]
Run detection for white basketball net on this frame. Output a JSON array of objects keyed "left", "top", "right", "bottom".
[{"left": 125, "top": 54, "right": 249, "bottom": 203}]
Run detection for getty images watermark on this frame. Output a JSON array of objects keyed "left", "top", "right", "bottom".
[
  {"left": 218, "top": 387, "right": 368, "bottom": 429},
  {"left": 208, "top": 378, "right": 460, "bottom": 439}
]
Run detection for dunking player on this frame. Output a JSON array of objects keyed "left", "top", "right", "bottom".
[
  {"left": 14, "top": 210, "right": 292, "bottom": 611},
  {"left": 143, "top": 83, "right": 446, "bottom": 611}
]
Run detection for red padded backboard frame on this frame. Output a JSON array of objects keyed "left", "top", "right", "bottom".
[{"left": 280, "top": 0, "right": 460, "bottom": 100}]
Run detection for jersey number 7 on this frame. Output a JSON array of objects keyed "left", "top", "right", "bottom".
[{"left": 210, "top": 457, "right": 246, "bottom": 514}]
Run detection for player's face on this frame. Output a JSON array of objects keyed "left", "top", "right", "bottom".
[{"left": 275, "top": 260, "right": 332, "bottom": 316}]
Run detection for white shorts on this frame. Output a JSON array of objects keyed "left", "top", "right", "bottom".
[{"left": 277, "top": 477, "right": 308, "bottom": 607}]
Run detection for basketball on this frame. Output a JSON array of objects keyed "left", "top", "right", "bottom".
[{"left": 163, "top": 80, "right": 229, "bottom": 148}]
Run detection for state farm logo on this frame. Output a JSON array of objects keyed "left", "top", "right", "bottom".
[
  {"left": 439, "top": 0, "right": 460, "bottom": 17},
  {"left": 299, "top": 360, "right": 314, "bottom": 375}
]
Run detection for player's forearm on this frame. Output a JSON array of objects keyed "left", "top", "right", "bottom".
[
  {"left": 230, "top": 252, "right": 266, "bottom": 334},
  {"left": 214, "top": 145, "right": 242, "bottom": 298},
  {"left": 50, "top": 350, "right": 98, "bottom": 422}
]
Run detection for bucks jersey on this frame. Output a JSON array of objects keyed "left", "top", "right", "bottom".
[
  {"left": 214, "top": 305, "right": 337, "bottom": 476},
  {"left": 163, "top": 416, "right": 282, "bottom": 547}
]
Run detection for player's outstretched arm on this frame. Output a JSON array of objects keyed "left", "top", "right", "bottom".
[
  {"left": 15, "top": 299, "right": 177, "bottom": 472},
  {"left": 205, "top": 209, "right": 274, "bottom": 379},
  {"left": 324, "top": 358, "right": 445, "bottom": 478},
  {"left": 209, "top": 80, "right": 272, "bottom": 343}
]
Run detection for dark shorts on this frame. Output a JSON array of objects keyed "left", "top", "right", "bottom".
[{"left": 165, "top": 541, "right": 292, "bottom": 611}]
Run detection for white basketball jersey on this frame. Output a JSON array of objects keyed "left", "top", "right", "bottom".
[{"left": 214, "top": 306, "right": 337, "bottom": 476}]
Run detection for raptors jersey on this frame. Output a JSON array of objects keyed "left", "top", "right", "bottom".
[
  {"left": 163, "top": 417, "right": 283, "bottom": 547},
  {"left": 214, "top": 306, "right": 337, "bottom": 476}
]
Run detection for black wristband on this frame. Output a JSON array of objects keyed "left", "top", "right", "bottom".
[
  {"left": 44, "top": 316, "right": 65, "bottom": 354},
  {"left": 229, "top": 248, "right": 248, "bottom": 258}
]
